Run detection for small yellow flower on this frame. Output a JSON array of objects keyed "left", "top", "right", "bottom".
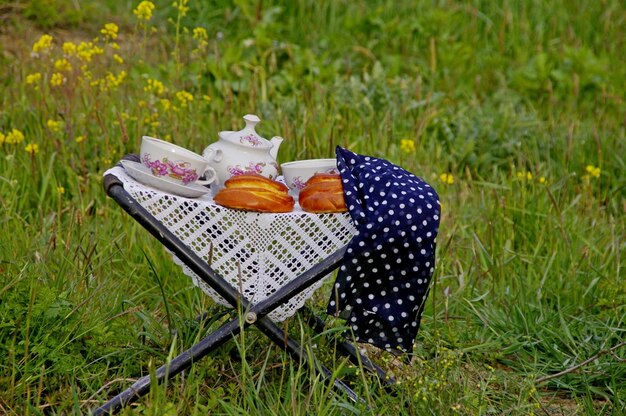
[
  {"left": 585, "top": 164, "right": 601, "bottom": 178},
  {"left": 160, "top": 98, "right": 171, "bottom": 111},
  {"left": 400, "top": 139, "right": 415, "bottom": 153},
  {"left": 193, "top": 27, "right": 208, "bottom": 41},
  {"left": 32, "top": 34, "right": 53, "bottom": 53},
  {"left": 75, "top": 135, "right": 85, "bottom": 144},
  {"left": 62, "top": 41, "right": 77, "bottom": 56},
  {"left": 440, "top": 173, "right": 454, "bottom": 185},
  {"left": 173, "top": 0, "right": 189, "bottom": 17},
  {"left": 100, "top": 23, "right": 119, "bottom": 40},
  {"left": 113, "top": 54, "right": 124, "bottom": 64},
  {"left": 144, "top": 78, "right": 165, "bottom": 95},
  {"left": 57, "top": 186, "right": 65, "bottom": 195},
  {"left": 25, "top": 143, "right": 39, "bottom": 155},
  {"left": 6, "top": 129, "right": 25, "bottom": 144},
  {"left": 54, "top": 58, "right": 72, "bottom": 72},
  {"left": 77, "top": 41, "right": 104, "bottom": 63},
  {"left": 202, "top": 95, "right": 211, "bottom": 102},
  {"left": 50, "top": 72, "right": 65, "bottom": 87},
  {"left": 538, "top": 176, "right": 547, "bottom": 184},
  {"left": 47, "top": 119, "right": 63, "bottom": 133},
  {"left": 516, "top": 171, "right": 533, "bottom": 180},
  {"left": 175, "top": 90, "right": 194, "bottom": 107},
  {"left": 134, "top": 1, "right": 155, "bottom": 21},
  {"left": 26, "top": 72, "right": 42, "bottom": 85}
]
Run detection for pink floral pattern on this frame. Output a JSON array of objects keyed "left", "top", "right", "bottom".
[
  {"left": 227, "top": 161, "right": 278, "bottom": 179},
  {"left": 239, "top": 134, "right": 262, "bottom": 147},
  {"left": 292, "top": 176, "right": 307, "bottom": 190},
  {"left": 142, "top": 154, "right": 199, "bottom": 184}
]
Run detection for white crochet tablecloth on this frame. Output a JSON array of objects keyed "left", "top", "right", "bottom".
[{"left": 106, "top": 165, "right": 356, "bottom": 321}]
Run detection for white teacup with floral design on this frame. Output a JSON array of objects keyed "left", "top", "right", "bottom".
[
  {"left": 280, "top": 158, "right": 339, "bottom": 194},
  {"left": 140, "top": 136, "right": 217, "bottom": 186}
]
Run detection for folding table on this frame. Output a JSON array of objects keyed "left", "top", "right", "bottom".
[{"left": 93, "top": 155, "right": 393, "bottom": 415}]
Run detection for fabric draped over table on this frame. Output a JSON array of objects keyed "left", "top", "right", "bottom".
[{"left": 327, "top": 147, "right": 440, "bottom": 353}]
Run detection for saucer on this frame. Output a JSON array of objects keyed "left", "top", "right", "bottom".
[{"left": 120, "top": 160, "right": 211, "bottom": 198}]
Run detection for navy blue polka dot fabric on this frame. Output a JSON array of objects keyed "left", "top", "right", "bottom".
[{"left": 327, "top": 147, "right": 440, "bottom": 353}]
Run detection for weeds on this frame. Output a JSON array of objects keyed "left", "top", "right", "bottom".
[{"left": 0, "top": 0, "right": 624, "bottom": 414}]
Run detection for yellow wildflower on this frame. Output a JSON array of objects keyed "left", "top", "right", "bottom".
[
  {"left": 173, "top": 0, "right": 189, "bottom": 17},
  {"left": 25, "top": 143, "right": 39, "bottom": 155},
  {"left": 440, "top": 173, "right": 454, "bottom": 185},
  {"left": 144, "top": 78, "right": 165, "bottom": 95},
  {"left": 77, "top": 41, "right": 104, "bottom": 63},
  {"left": 75, "top": 135, "right": 85, "bottom": 144},
  {"left": 32, "top": 34, "right": 53, "bottom": 53},
  {"left": 175, "top": 90, "right": 193, "bottom": 107},
  {"left": 202, "top": 95, "right": 211, "bottom": 102},
  {"left": 54, "top": 58, "right": 72, "bottom": 72},
  {"left": 50, "top": 72, "right": 65, "bottom": 87},
  {"left": 160, "top": 98, "right": 172, "bottom": 111},
  {"left": 6, "top": 129, "right": 25, "bottom": 144},
  {"left": 134, "top": 1, "right": 155, "bottom": 21},
  {"left": 103, "top": 70, "right": 127, "bottom": 90},
  {"left": 26, "top": 72, "right": 42, "bottom": 85},
  {"left": 100, "top": 23, "right": 119, "bottom": 40},
  {"left": 57, "top": 186, "right": 65, "bottom": 195},
  {"left": 516, "top": 171, "right": 533, "bottom": 181},
  {"left": 47, "top": 120, "right": 63, "bottom": 133},
  {"left": 585, "top": 164, "right": 601, "bottom": 178},
  {"left": 110, "top": 42, "right": 120, "bottom": 50},
  {"left": 400, "top": 139, "right": 415, "bottom": 153},
  {"left": 62, "top": 41, "right": 77, "bottom": 56},
  {"left": 113, "top": 54, "right": 124, "bottom": 64},
  {"left": 538, "top": 176, "right": 547, "bottom": 184},
  {"left": 193, "top": 27, "right": 208, "bottom": 41}
]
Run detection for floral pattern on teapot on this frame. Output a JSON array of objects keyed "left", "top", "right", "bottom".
[
  {"left": 227, "top": 161, "right": 279, "bottom": 179},
  {"left": 240, "top": 134, "right": 263, "bottom": 147}
]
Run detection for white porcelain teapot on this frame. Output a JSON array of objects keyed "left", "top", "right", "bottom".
[{"left": 202, "top": 114, "right": 283, "bottom": 186}]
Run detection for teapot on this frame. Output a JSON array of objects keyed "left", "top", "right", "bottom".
[{"left": 202, "top": 114, "right": 283, "bottom": 186}]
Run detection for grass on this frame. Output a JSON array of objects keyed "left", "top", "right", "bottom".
[{"left": 0, "top": 0, "right": 624, "bottom": 414}]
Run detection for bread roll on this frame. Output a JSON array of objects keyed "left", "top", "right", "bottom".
[
  {"left": 214, "top": 174, "right": 294, "bottom": 213},
  {"left": 299, "top": 174, "right": 347, "bottom": 213},
  {"left": 305, "top": 173, "right": 341, "bottom": 185},
  {"left": 214, "top": 188, "right": 294, "bottom": 213},
  {"left": 224, "top": 174, "right": 289, "bottom": 194}
]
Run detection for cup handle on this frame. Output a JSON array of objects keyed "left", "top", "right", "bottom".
[{"left": 196, "top": 166, "right": 217, "bottom": 185}]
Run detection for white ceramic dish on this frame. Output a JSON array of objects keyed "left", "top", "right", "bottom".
[
  {"left": 280, "top": 158, "right": 338, "bottom": 193},
  {"left": 140, "top": 136, "right": 216, "bottom": 186},
  {"left": 121, "top": 160, "right": 211, "bottom": 198}
]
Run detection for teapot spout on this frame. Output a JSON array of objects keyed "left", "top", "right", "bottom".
[{"left": 269, "top": 136, "right": 283, "bottom": 160}]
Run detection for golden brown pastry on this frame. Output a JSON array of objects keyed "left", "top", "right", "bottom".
[
  {"left": 214, "top": 174, "right": 294, "bottom": 213},
  {"left": 223, "top": 174, "right": 289, "bottom": 194},
  {"left": 299, "top": 173, "right": 347, "bottom": 214}
]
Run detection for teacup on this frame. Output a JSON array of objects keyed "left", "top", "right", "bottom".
[
  {"left": 280, "top": 158, "right": 339, "bottom": 193},
  {"left": 140, "top": 136, "right": 217, "bottom": 186}
]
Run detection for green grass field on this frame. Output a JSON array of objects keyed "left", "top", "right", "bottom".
[{"left": 0, "top": 0, "right": 624, "bottom": 414}]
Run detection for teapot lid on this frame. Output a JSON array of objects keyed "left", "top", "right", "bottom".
[{"left": 218, "top": 114, "right": 272, "bottom": 149}]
